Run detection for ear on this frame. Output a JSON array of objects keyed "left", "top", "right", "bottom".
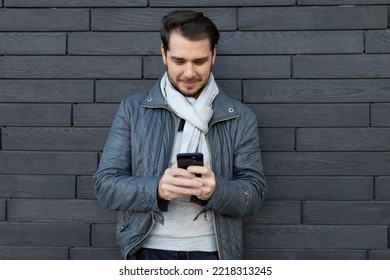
[
  {"left": 161, "top": 44, "right": 167, "bottom": 65},
  {"left": 212, "top": 47, "right": 217, "bottom": 65}
]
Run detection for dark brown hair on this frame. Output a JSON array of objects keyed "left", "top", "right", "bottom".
[{"left": 161, "top": 10, "right": 220, "bottom": 53}]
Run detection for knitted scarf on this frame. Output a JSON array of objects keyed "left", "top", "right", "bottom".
[{"left": 160, "top": 72, "right": 219, "bottom": 167}]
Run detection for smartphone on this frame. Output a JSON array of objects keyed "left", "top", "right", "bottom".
[{"left": 177, "top": 152, "right": 204, "bottom": 177}]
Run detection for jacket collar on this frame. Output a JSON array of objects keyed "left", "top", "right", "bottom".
[{"left": 141, "top": 78, "right": 239, "bottom": 124}]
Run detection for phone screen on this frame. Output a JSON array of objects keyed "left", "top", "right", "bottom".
[{"left": 177, "top": 152, "right": 204, "bottom": 170}]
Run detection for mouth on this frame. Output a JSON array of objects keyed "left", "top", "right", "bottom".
[
  {"left": 183, "top": 81, "right": 196, "bottom": 87},
  {"left": 181, "top": 79, "right": 200, "bottom": 87}
]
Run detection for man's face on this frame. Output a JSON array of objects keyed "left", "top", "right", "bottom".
[{"left": 161, "top": 32, "right": 216, "bottom": 98}]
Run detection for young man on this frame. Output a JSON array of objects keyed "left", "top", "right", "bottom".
[{"left": 94, "top": 10, "right": 267, "bottom": 260}]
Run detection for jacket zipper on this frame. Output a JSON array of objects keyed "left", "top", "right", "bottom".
[{"left": 212, "top": 212, "right": 222, "bottom": 260}]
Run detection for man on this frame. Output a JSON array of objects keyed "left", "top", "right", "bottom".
[{"left": 94, "top": 10, "right": 267, "bottom": 260}]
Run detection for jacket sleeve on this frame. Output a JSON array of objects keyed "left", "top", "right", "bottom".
[
  {"left": 206, "top": 110, "right": 267, "bottom": 217},
  {"left": 93, "top": 98, "right": 162, "bottom": 213}
]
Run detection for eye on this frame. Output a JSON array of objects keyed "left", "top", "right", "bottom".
[
  {"left": 171, "top": 58, "right": 185, "bottom": 65},
  {"left": 174, "top": 60, "right": 185, "bottom": 65},
  {"left": 194, "top": 59, "right": 208, "bottom": 65}
]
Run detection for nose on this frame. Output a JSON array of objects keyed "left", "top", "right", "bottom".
[{"left": 183, "top": 63, "right": 195, "bottom": 78}]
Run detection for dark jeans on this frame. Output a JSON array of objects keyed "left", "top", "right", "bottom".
[{"left": 133, "top": 248, "right": 219, "bottom": 260}]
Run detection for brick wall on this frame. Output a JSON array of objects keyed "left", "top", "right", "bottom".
[{"left": 0, "top": 0, "right": 389, "bottom": 260}]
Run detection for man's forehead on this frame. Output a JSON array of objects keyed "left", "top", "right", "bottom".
[{"left": 168, "top": 32, "right": 212, "bottom": 49}]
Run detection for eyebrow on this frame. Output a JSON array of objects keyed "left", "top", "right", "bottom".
[{"left": 170, "top": 56, "right": 210, "bottom": 62}]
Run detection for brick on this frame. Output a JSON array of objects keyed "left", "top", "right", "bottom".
[
  {"left": 214, "top": 56, "right": 291, "bottom": 79},
  {"left": 0, "top": 80, "right": 94, "bottom": 103},
  {"left": 266, "top": 176, "right": 373, "bottom": 201},
  {"left": 0, "top": 8, "right": 89, "bottom": 31},
  {"left": 0, "top": 246, "right": 68, "bottom": 260},
  {"left": 243, "top": 201, "right": 301, "bottom": 225},
  {"left": 0, "top": 152, "right": 97, "bottom": 175},
  {"left": 239, "top": 6, "right": 387, "bottom": 30},
  {"left": 0, "top": 222, "right": 90, "bottom": 246},
  {"left": 244, "top": 225, "right": 387, "bottom": 249},
  {"left": 366, "top": 30, "right": 390, "bottom": 53},
  {"left": 258, "top": 128, "right": 295, "bottom": 152},
  {"left": 249, "top": 104, "right": 369, "bottom": 127},
  {"left": 0, "top": 175, "right": 75, "bottom": 199},
  {"left": 68, "top": 32, "right": 161, "bottom": 55},
  {"left": 0, "top": 32, "right": 66, "bottom": 54},
  {"left": 92, "top": 8, "right": 236, "bottom": 31},
  {"left": 243, "top": 79, "right": 390, "bottom": 103},
  {"left": 2, "top": 127, "right": 109, "bottom": 151},
  {"left": 150, "top": 0, "right": 294, "bottom": 6},
  {"left": 143, "top": 56, "right": 168, "bottom": 78},
  {"left": 369, "top": 250, "right": 390, "bottom": 260},
  {"left": 216, "top": 80, "right": 242, "bottom": 101},
  {"left": 372, "top": 104, "right": 390, "bottom": 126},
  {"left": 77, "top": 176, "right": 95, "bottom": 199},
  {"left": 244, "top": 249, "right": 367, "bottom": 260},
  {"left": 92, "top": 224, "right": 117, "bottom": 247},
  {"left": 8, "top": 199, "right": 117, "bottom": 223},
  {"left": 219, "top": 31, "right": 363, "bottom": 55},
  {"left": 70, "top": 247, "right": 121, "bottom": 260},
  {"left": 0, "top": 104, "right": 71, "bottom": 126},
  {"left": 293, "top": 55, "right": 390, "bottom": 78},
  {"left": 262, "top": 152, "right": 390, "bottom": 176},
  {"left": 376, "top": 177, "right": 390, "bottom": 201},
  {"left": 297, "top": 128, "right": 390, "bottom": 151},
  {"left": 0, "top": 56, "right": 142, "bottom": 79},
  {"left": 304, "top": 201, "right": 390, "bottom": 224},
  {"left": 96, "top": 80, "right": 156, "bottom": 102},
  {"left": 5, "top": 0, "right": 148, "bottom": 7},
  {"left": 73, "top": 104, "right": 119, "bottom": 127}
]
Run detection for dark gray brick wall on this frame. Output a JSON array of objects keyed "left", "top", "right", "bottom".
[{"left": 0, "top": 0, "right": 389, "bottom": 260}]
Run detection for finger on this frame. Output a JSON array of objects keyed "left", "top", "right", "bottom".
[
  {"left": 187, "top": 165, "right": 208, "bottom": 176},
  {"left": 164, "top": 174, "right": 202, "bottom": 188},
  {"left": 170, "top": 165, "right": 199, "bottom": 179},
  {"left": 163, "top": 184, "right": 202, "bottom": 198}
]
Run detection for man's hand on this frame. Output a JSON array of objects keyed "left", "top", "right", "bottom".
[
  {"left": 187, "top": 165, "right": 216, "bottom": 201},
  {"left": 158, "top": 164, "right": 216, "bottom": 201}
]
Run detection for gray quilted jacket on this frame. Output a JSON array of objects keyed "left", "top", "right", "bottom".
[{"left": 93, "top": 80, "right": 267, "bottom": 260}]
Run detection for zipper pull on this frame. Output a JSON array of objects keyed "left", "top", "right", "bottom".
[
  {"left": 245, "top": 191, "right": 250, "bottom": 208},
  {"left": 204, "top": 212, "right": 209, "bottom": 221}
]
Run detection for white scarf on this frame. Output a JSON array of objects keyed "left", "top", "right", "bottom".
[{"left": 160, "top": 72, "right": 219, "bottom": 167}]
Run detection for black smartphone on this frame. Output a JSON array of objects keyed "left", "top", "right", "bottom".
[{"left": 177, "top": 153, "right": 204, "bottom": 177}]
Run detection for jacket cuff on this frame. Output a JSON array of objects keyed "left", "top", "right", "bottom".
[
  {"left": 190, "top": 195, "right": 209, "bottom": 207},
  {"left": 157, "top": 195, "right": 170, "bottom": 212}
]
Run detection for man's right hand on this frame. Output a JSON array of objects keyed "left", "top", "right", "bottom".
[{"left": 157, "top": 165, "right": 203, "bottom": 200}]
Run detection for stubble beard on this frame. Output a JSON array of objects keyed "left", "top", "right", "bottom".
[{"left": 165, "top": 65, "right": 212, "bottom": 98}]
